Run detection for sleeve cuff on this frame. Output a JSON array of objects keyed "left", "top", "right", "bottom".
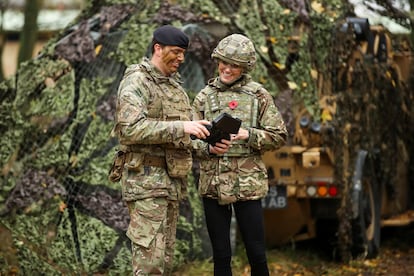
[{"left": 247, "top": 127, "right": 255, "bottom": 145}]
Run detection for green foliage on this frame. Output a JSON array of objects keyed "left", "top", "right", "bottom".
[
  {"left": 174, "top": 172, "right": 209, "bottom": 268},
  {"left": 1, "top": 196, "right": 77, "bottom": 274},
  {"left": 240, "top": 1, "right": 286, "bottom": 95},
  {"left": 308, "top": 13, "right": 337, "bottom": 71},
  {"left": 1, "top": 206, "right": 132, "bottom": 274},
  {"left": 177, "top": 0, "right": 231, "bottom": 23},
  {"left": 29, "top": 125, "right": 75, "bottom": 170},
  {"left": 0, "top": 177, "right": 16, "bottom": 205},
  {"left": 287, "top": 38, "right": 320, "bottom": 117},
  {"left": 28, "top": 71, "right": 75, "bottom": 118},
  {"left": 70, "top": 116, "right": 114, "bottom": 185},
  {"left": 0, "top": 128, "right": 25, "bottom": 171},
  {"left": 75, "top": 212, "right": 130, "bottom": 272},
  {"left": 113, "top": 2, "right": 160, "bottom": 65},
  {"left": 110, "top": 245, "right": 134, "bottom": 275},
  {"left": 100, "top": 0, "right": 140, "bottom": 5},
  {"left": 15, "top": 58, "right": 73, "bottom": 110},
  {"left": 76, "top": 78, "right": 111, "bottom": 123},
  {"left": 0, "top": 60, "right": 75, "bottom": 172},
  {"left": 114, "top": 21, "right": 156, "bottom": 65},
  {"left": 14, "top": 244, "right": 66, "bottom": 275}
]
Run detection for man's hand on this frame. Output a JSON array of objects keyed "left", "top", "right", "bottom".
[
  {"left": 209, "top": 139, "right": 231, "bottom": 155},
  {"left": 183, "top": 120, "right": 211, "bottom": 140}
]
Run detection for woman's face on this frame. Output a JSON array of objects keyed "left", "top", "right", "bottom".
[{"left": 218, "top": 60, "right": 243, "bottom": 85}]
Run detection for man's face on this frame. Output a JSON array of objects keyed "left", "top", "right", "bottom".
[{"left": 158, "top": 45, "right": 186, "bottom": 76}]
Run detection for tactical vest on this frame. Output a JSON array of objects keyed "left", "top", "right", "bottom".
[
  {"left": 119, "top": 62, "right": 192, "bottom": 122},
  {"left": 125, "top": 62, "right": 192, "bottom": 178},
  {"left": 144, "top": 67, "right": 191, "bottom": 123},
  {"left": 204, "top": 82, "right": 261, "bottom": 157}
]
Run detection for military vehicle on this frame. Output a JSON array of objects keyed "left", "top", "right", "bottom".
[{"left": 260, "top": 17, "right": 414, "bottom": 260}]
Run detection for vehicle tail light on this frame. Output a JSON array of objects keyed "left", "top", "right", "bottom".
[
  {"left": 317, "top": 185, "right": 328, "bottom": 197},
  {"left": 304, "top": 177, "right": 338, "bottom": 197},
  {"left": 328, "top": 186, "right": 338, "bottom": 196},
  {"left": 306, "top": 186, "right": 317, "bottom": 196}
]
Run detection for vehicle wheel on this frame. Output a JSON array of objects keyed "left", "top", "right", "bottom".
[{"left": 351, "top": 166, "right": 381, "bottom": 259}]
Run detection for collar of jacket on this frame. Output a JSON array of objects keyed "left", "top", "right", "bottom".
[{"left": 141, "top": 57, "right": 184, "bottom": 85}]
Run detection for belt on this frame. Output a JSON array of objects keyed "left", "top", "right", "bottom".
[{"left": 143, "top": 155, "right": 166, "bottom": 168}]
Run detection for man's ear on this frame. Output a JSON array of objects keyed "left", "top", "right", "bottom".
[{"left": 153, "top": 43, "right": 163, "bottom": 55}]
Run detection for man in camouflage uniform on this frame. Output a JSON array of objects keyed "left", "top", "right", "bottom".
[
  {"left": 111, "top": 25, "right": 210, "bottom": 275},
  {"left": 192, "top": 34, "right": 288, "bottom": 275}
]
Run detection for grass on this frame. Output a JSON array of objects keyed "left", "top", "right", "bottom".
[
  {"left": 175, "top": 223, "right": 414, "bottom": 275},
  {"left": 172, "top": 239, "right": 379, "bottom": 275}
]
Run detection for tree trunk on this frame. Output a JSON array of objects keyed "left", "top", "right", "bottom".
[{"left": 17, "top": 0, "right": 42, "bottom": 67}]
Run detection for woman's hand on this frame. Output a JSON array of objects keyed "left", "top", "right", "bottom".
[
  {"left": 209, "top": 139, "right": 231, "bottom": 155},
  {"left": 231, "top": 128, "right": 249, "bottom": 141}
]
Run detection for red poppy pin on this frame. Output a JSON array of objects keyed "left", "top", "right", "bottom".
[{"left": 228, "top": 100, "right": 238, "bottom": 110}]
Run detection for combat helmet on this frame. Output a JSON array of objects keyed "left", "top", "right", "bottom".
[{"left": 211, "top": 34, "right": 257, "bottom": 71}]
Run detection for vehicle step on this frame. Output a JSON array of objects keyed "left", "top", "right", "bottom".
[{"left": 381, "top": 210, "right": 414, "bottom": 227}]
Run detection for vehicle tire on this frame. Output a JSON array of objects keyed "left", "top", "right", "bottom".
[{"left": 351, "top": 163, "right": 381, "bottom": 259}]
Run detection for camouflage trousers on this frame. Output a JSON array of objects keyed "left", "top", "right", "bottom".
[{"left": 126, "top": 197, "right": 179, "bottom": 276}]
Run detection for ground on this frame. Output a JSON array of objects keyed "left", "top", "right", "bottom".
[{"left": 174, "top": 223, "right": 414, "bottom": 275}]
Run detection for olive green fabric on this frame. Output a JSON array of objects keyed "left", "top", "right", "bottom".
[
  {"left": 112, "top": 57, "right": 193, "bottom": 202},
  {"left": 112, "top": 57, "right": 193, "bottom": 273},
  {"left": 192, "top": 75, "right": 287, "bottom": 204}
]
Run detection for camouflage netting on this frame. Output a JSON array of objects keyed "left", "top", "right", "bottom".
[
  {"left": 328, "top": 19, "right": 414, "bottom": 260},
  {"left": 0, "top": 0, "right": 413, "bottom": 274}
]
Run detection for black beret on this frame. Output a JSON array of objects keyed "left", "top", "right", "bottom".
[{"left": 153, "top": 25, "right": 189, "bottom": 49}]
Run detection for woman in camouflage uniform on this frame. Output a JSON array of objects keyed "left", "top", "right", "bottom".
[
  {"left": 112, "top": 25, "right": 210, "bottom": 275},
  {"left": 192, "top": 34, "right": 288, "bottom": 275}
]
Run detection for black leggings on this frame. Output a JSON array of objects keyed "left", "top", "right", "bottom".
[{"left": 203, "top": 198, "right": 269, "bottom": 276}]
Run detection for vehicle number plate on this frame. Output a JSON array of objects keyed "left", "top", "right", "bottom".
[{"left": 261, "top": 185, "right": 287, "bottom": 209}]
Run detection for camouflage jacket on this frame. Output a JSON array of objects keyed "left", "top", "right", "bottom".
[
  {"left": 192, "top": 74, "right": 287, "bottom": 204},
  {"left": 112, "top": 57, "right": 193, "bottom": 201}
]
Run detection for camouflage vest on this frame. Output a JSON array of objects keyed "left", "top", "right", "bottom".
[
  {"left": 125, "top": 62, "right": 192, "bottom": 178},
  {"left": 142, "top": 65, "right": 191, "bottom": 122},
  {"left": 204, "top": 81, "right": 261, "bottom": 157}
]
